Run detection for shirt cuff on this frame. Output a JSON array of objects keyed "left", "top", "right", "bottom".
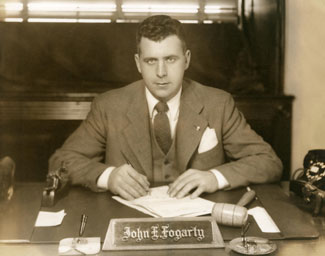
[
  {"left": 209, "top": 169, "right": 230, "bottom": 190},
  {"left": 97, "top": 166, "right": 115, "bottom": 190}
]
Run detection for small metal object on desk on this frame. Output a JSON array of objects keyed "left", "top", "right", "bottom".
[
  {"left": 76, "top": 214, "right": 88, "bottom": 244},
  {"left": 241, "top": 222, "right": 251, "bottom": 249},
  {"left": 42, "top": 161, "right": 69, "bottom": 207},
  {"left": 58, "top": 214, "right": 101, "bottom": 255},
  {"left": 228, "top": 221, "right": 277, "bottom": 255}
]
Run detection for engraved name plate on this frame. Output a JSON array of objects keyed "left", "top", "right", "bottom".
[{"left": 102, "top": 217, "right": 224, "bottom": 251}]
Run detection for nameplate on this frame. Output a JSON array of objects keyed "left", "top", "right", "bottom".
[{"left": 102, "top": 217, "right": 224, "bottom": 251}]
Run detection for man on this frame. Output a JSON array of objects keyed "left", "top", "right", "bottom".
[{"left": 49, "top": 15, "right": 282, "bottom": 200}]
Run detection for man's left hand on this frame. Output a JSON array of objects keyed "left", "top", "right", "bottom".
[{"left": 167, "top": 169, "right": 219, "bottom": 199}]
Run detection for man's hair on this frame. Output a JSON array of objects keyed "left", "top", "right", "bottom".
[{"left": 136, "top": 15, "right": 187, "bottom": 53}]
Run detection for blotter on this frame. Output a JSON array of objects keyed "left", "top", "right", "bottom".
[
  {"left": 58, "top": 237, "right": 101, "bottom": 255},
  {"left": 102, "top": 217, "right": 224, "bottom": 251}
]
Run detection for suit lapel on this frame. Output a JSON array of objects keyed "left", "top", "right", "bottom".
[
  {"left": 176, "top": 81, "right": 208, "bottom": 172},
  {"left": 122, "top": 83, "right": 153, "bottom": 180}
]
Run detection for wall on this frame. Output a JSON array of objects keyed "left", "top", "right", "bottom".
[{"left": 285, "top": 0, "right": 325, "bottom": 174}]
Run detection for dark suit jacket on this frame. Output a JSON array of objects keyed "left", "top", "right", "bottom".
[{"left": 49, "top": 79, "right": 282, "bottom": 191}]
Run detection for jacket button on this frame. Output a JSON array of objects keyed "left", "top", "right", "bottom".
[
  {"left": 164, "top": 159, "right": 169, "bottom": 165},
  {"left": 165, "top": 174, "right": 170, "bottom": 179}
]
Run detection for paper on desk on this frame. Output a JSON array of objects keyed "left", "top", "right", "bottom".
[
  {"left": 112, "top": 186, "right": 214, "bottom": 218},
  {"left": 248, "top": 206, "right": 280, "bottom": 233},
  {"left": 35, "top": 210, "right": 66, "bottom": 227}
]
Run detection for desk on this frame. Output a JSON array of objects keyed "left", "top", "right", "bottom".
[{"left": 0, "top": 182, "right": 324, "bottom": 256}]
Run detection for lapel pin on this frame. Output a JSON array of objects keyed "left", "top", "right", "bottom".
[{"left": 196, "top": 126, "right": 201, "bottom": 131}]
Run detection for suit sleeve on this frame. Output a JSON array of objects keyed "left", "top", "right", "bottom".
[
  {"left": 49, "top": 98, "right": 109, "bottom": 192},
  {"left": 216, "top": 94, "right": 283, "bottom": 189}
]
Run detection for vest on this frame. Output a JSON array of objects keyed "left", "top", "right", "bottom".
[{"left": 150, "top": 122, "right": 180, "bottom": 183}]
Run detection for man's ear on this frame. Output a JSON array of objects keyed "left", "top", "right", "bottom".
[
  {"left": 134, "top": 54, "right": 142, "bottom": 74},
  {"left": 184, "top": 50, "right": 191, "bottom": 70}
]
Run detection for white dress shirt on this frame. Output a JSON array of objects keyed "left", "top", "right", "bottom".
[{"left": 97, "top": 87, "right": 229, "bottom": 190}]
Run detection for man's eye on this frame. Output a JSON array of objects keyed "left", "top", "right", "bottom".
[
  {"left": 166, "top": 57, "right": 176, "bottom": 63},
  {"left": 145, "top": 59, "right": 156, "bottom": 65}
]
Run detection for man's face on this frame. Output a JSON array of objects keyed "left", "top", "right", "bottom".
[{"left": 135, "top": 35, "right": 191, "bottom": 102}]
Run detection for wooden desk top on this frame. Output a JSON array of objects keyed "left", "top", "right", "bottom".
[{"left": 0, "top": 182, "right": 324, "bottom": 256}]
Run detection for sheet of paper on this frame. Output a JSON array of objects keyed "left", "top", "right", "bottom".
[
  {"left": 112, "top": 196, "right": 160, "bottom": 217},
  {"left": 112, "top": 186, "right": 214, "bottom": 218},
  {"left": 248, "top": 206, "right": 280, "bottom": 233},
  {"left": 35, "top": 209, "right": 66, "bottom": 227}
]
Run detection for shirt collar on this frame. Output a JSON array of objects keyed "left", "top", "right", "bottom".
[{"left": 145, "top": 87, "right": 182, "bottom": 121}]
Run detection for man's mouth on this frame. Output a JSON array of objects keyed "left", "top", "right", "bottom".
[{"left": 156, "top": 82, "right": 169, "bottom": 86}]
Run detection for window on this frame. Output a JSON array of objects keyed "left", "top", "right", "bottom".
[{"left": 0, "top": 0, "right": 239, "bottom": 24}]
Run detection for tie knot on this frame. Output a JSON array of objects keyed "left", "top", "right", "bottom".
[{"left": 155, "top": 102, "right": 169, "bottom": 113}]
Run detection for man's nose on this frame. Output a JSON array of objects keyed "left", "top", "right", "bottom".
[{"left": 156, "top": 61, "right": 167, "bottom": 78}]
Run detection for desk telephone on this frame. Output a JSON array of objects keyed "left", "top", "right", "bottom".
[{"left": 290, "top": 149, "right": 325, "bottom": 216}]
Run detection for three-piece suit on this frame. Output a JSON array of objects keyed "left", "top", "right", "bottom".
[{"left": 49, "top": 79, "right": 282, "bottom": 191}]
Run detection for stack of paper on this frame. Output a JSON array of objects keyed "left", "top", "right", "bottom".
[{"left": 113, "top": 186, "right": 215, "bottom": 218}]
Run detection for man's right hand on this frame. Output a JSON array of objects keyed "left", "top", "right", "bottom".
[{"left": 107, "top": 164, "right": 150, "bottom": 200}]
